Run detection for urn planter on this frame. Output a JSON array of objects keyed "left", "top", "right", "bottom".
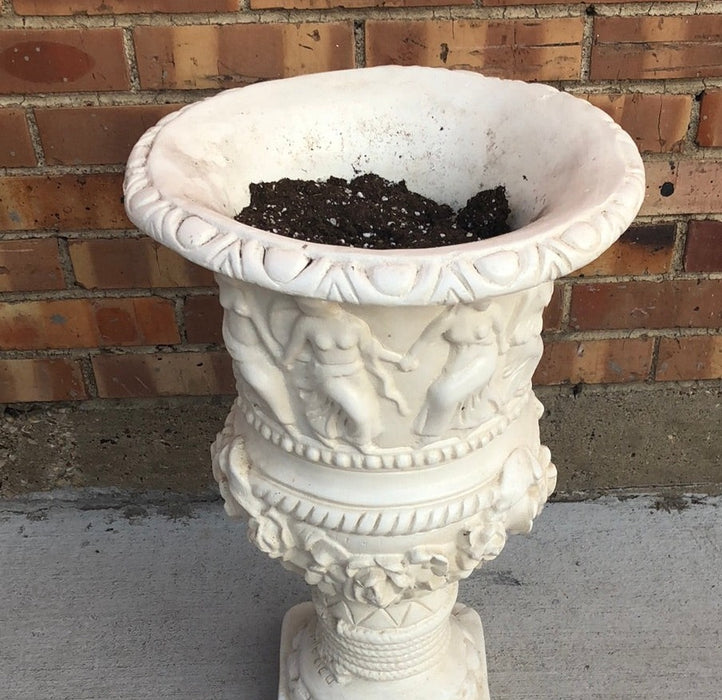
[{"left": 124, "top": 66, "right": 645, "bottom": 699}]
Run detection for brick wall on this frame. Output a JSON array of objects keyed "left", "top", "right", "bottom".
[{"left": 0, "top": 0, "right": 720, "bottom": 404}]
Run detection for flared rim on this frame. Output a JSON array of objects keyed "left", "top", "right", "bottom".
[{"left": 123, "top": 66, "right": 645, "bottom": 306}]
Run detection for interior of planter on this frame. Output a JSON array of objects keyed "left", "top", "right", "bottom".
[{"left": 146, "top": 66, "right": 628, "bottom": 248}]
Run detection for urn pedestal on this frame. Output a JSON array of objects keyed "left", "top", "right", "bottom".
[{"left": 124, "top": 66, "right": 645, "bottom": 699}]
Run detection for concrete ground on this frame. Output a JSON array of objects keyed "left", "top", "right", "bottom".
[{"left": 1, "top": 492, "right": 719, "bottom": 700}]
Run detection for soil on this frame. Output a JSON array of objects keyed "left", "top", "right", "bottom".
[{"left": 235, "top": 173, "right": 510, "bottom": 249}]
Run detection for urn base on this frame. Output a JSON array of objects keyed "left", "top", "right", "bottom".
[{"left": 278, "top": 601, "right": 490, "bottom": 700}]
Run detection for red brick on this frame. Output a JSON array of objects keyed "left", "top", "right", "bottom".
[
  {"left": 0, "top": 238, "right": 64, "bottom": 292},
  {"left": 0, "top": 28, "right": 130, "bottom": 94},
  {"left": 542, "top": 284, "right": 563, "bottom": 331},
  {"left": 35, "top": 104, "right": 180, "bottom": 166},
  {"left": 591, "top": 16, "right": 722, "bottom": 80},
  {"left": 0, "top": 358, "right": 87, "bottom": 402},
  {"left": 366, "top": 18, "right": 584, "bottom": 81},
  {"left": 573, "top": 224, "right": 676, "bottom": 277},
  {"left": 484, "top": 0, "right": 696, "bottom": 2},
  {"left": 584, "top": 93, "right": 691, "bottom": 154},
  {"left": 684, "top": 220, "right": 722, "bottom": 273},
  {"left": 656, "top": 335, "right": 722, "bottom": 381},
  {"left": 184, "top": 295, "right": 223, "bottom": 344},
  {"left": 697, "top": 91, "right": 722, "bottom": 147},
  {"left": 487, "top": 0, "right": 690, "bottom": 4},
  {"left": 594, "top": 14, "right": 722, "bottom": 43},
  {"left": 0, "top": 297, "right": 179, "bottom": 350},
  {"left": 13, "top": 0, "right": 238, "bottom": 13},
  {"left": 641, "top": 160, "right": 722, "bottom": 216},
  {"left": 0, "top": 109, "right": 36, "bottom": 167},
  {"left": 69, "top": 238, "right": 214, "bottom": 289},
  {"left": 92, "top": 351, "right": 234, "bottom": 398},
  {"left": 570, "top": 280, "right": 722, "bottom": 331},
  {"left": 533, "top": 337, "right": 653, "bottom": 385},
  {"left": 134, "top": 23, "right": 354, "bottom": 90},
  {"left": 0, "top": 174, "right": 129, "bottom": 231},
  {"left": 252, "top": 0, "right": 464, "bottom": 7}
]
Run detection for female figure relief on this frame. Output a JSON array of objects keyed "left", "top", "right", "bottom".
[
  {"left": 222, "top": 288, "right": 298, "bottom": 433},
  {"left": 496, "top": 283, "right": 553, "bottom": 405},
  {"left": 408, "top": 300, "right": 504, "bottom": 438},
  {"left": 283, "top": 298, "right": 412, "bottom": 449}
]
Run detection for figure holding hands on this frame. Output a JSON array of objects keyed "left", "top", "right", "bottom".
[
  {"left": 406, "top": 300, "right": 504, "bottom": 437},
  {"left": 283, "top": 298, "right": 413, "bottom": 448}
]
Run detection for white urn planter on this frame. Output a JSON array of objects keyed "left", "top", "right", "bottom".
[{"left": 124, "top": 66, "right": 644, "bottom": 699}]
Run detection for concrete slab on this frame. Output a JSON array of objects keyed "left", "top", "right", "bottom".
[{"left": 1, "top": 495, "right": 719, "bottom": 699}]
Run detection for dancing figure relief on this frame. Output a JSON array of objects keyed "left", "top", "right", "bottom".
[
  {"left": 495, "top": 284, "right": 553, "bottom": 404},
  {"left": 283, "top": 298, "right": 414, "bottom": 449},
  {"left": 407, "top": 301, "right": 505, "bottom": 438},
  {"left": 222, "top": 289, "right": 298, "bottom": 433}
]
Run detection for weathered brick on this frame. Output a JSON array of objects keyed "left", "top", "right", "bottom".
[
  {"left": 486, "top": 0, "right": 694, "bottom": 4},
  {"left": 0, "top": 298, "right": 179, "bottom": 350},
  {"left": 0, "top": 174, "right": 129, "bottom": 231},
  {"left": 13, "top": 0, "right": 239, "bottom": 13},
  {"left": 366, "top": 18, "right": 584, "bottom": 81},
  {"left": 0, "top": 28, "right": 130, "bottom": 93},
  {"left": 35, "top": 104, "right": 180, "bottom": 166},
  {"left": 533, "top": 337, "right": 653, "bottom": 385},
  {"left": 684, "top": 220, "right": 722, "bottom": 273},
  {"left": 697, "top": 91, "right": 722, "bottom": 147},
  {"left": 641, "top": 160, "right": 722, "bottom": 216},
  {"left": 584, "top": 93, "right": 691, "bottom": 154},
  {"left": 0, "top": 109, "right": 36, "bottom": 167},
  {"left": 92, "top": 351, "right": 234, "bottom": 398},
  {"left": 656, "top": 335, "right": 722, "bottom": 381},
  {"left": 184, "top": 295, "right": 223, "bottom": 344},
  {"left": 542, "top": 284, "right": 563, "bottom": 331},
  {"left": 572, "top": 224, "right": 676, "bottom": 277},
  {"left": 134, "top": 23, "right": 354, "bottom": 90},
  {"left": 0, "top": 238, "right": 64, "bottom": 292},
  {"left": 69, "top": 237, "right": 214, "bottom": 289},
  {"left": 570, "top": 280, "right": 722, "bottom": 331},
  {"left": 591, "top": 16, "right": 722, "bottom": 80},
  {"left": 0, "top": 358, "right": 87, "bottom": 402},
  {"left": 252, "top": 0, "right": 465, "bottom": 8}
]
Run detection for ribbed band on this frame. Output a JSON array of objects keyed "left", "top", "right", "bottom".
[{"left": 314, "top": 590, "right": 456, "bottom": 681}]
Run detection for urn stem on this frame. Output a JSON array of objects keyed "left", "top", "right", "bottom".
[{"left": 312, "top": 585, "right": 457, "bottom": 682}]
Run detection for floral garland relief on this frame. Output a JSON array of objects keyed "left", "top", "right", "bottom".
[{"left": 213, "top": 411, "right": 555, "bottom": 610}]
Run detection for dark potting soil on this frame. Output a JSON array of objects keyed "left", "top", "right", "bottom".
[{"left": 234, "top": 174, "right": 511, "bottom": 249}]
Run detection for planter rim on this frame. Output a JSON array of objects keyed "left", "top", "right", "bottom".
[{"left": 124, "top": 66, "right": 645, "bottom": 306}]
